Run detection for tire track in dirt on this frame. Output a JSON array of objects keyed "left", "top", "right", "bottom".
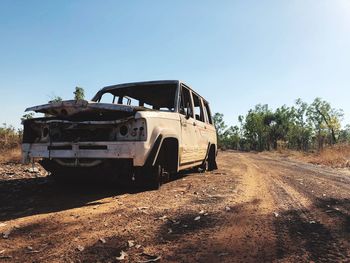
[
  {"left": 211, "top": 152, "right": 349, "bottom": 262},
  {"left": 251, "top": 155, "right": 350, "bottom": 224},
  {"left": 206, "top": 153, "right": 279, "bottom": 262},
  {"left": 252, "top": 155, "right": 350, "bottom": 192},
  {"left": 249, "top": 153, "right": 350, "bottom": 262}
]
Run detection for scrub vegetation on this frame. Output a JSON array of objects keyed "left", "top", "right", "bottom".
[
  {"left": 214, "top": 97, "right": 349, "bottom": 152},
  {"left": 213, "top": 97, "right": 350, "bottom": 168},
  {"left": 0, "top": 124, "right": 21, "bottom": 163}
]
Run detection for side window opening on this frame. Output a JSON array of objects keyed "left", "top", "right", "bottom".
[
  {"left": 202, "top": 99, "right": 209, "bottom": 124},
  {"left": 179, "top": 86, "right": 193, "bottom": 118},
  {"left": 117, "top": 96, "right": 139, "bottom": 106},
  {"left": 98, "top": 92, "right": 115, "bottom": 103},
  {"left": 144, "top": 102, "right": 153, "bottom": 109},
  {"left": 192, "top": 93, "right": 205, "bottom": 122},
  {"left": 204, "top": 101, "right": 213, "bottom": 124}
]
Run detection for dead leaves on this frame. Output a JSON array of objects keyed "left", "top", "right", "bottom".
[
  {"left": 116, "top": 250, "right": 128, "bottom": 261},
  {"left": 2, "top": 228, "right": 11, "bottom": 239},
  {"left": 99, "top": 237, "right": 107, "bottom": 244},
  {"left": 127, "top": 240, "right": 135, "bottom": 248},
  {"left": 138, "top": 253, "right": 161, "bottom": 263},
  {"left": 76, "top": 245, "right": 85, "bottom": 252}
]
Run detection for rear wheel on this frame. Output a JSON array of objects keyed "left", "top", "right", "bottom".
[
  {"left": 199, "top": 158, "right": 209, "bottom": 173},
  {"left": 207, "top": 146, "right": 217, "bottom": 171}
]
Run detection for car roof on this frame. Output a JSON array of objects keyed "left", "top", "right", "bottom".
[
  {"left": 93, "top": 80, "right": 209, "bottom": 104},
  {"left": 100, "top": 80, "right": 180, "bottom": 92}
]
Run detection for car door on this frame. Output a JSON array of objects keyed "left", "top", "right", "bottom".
[
  {"left": 179, "top": 85, "right": 198, "bottom": 165},
  {"left": 202, "top": 99, "right": 217, "bottom": 146},
  {"left": 192, "top": 93, "right": 209, "bottom": 161}
]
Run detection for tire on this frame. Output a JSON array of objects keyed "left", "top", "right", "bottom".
[
  {"left": 207, "top": 147, "right": 217, "bottom": 171},
  {"left": 199, "top": 158, "right": 209, "bottom": 173},
  {"left": 148, "top": 164, "right": 163, "bottom": 190}
]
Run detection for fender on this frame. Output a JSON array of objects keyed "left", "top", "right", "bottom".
[{"left": 144, "top": 132, "right": 180, "bottom": 168}]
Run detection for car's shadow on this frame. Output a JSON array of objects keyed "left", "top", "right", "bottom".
[
  {"left": 0, "top": 176, "right": 129, "bottom": 222},
  {"left": 0, "top": 170, "right": 193, "bottom": 222}
]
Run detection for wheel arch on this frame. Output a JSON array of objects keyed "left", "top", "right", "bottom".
[
  {"left": 203, "top": 143, "right": 218, "bottom": 170},
  {"left": 144, "top": 134, "right": 180, "bottom": 173}
]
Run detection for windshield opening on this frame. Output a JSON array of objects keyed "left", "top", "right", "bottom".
[{"left": 95, "top": 83, "right": 177, "bottom": 112}]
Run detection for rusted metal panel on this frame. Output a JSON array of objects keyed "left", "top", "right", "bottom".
[{"left": 25, "top": 100, "right": 148, "bottom": 117}]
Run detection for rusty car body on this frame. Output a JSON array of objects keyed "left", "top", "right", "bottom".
[{"left": 22, "top": 80, "right": 217, "bottom": 188}]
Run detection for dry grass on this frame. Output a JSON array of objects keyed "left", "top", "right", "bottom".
[
  {"left": 269, "top": 144, "right": 350, "bottom": 168},
  {"left": 0, "top": 146, "right": 21, "bottom": 163},
  {"left": 304, "top": 144, "right": 350, "bottom": 168},
  {"left": 0, "top": 124, "right": 22, "bottom": 163}
]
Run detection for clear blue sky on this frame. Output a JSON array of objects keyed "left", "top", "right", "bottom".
[{"left": 1, "top": 0, "right": 349, "bottom": 129}]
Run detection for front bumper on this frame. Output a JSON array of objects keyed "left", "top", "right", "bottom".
[{"left": 22, "top": 141, "right": 150, "bottom": 166}]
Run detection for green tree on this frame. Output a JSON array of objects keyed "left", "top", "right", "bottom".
[
  {"left": 242, "top": 104, "right": 272, "bottom": 151},
  {"left": 74, "top": 86, "right": 85, "bottom": 100},
  {"left": 213, "top": 113, "right": 227, "bottom": 148},
  {"left": 339, "top": 124, "right": 350, "bottom": 143},
  {"left": 44, "top": 96, "right": 63, "bottom": 117},
  {"left": 21, "top": 112, "right": 34, "bottom": 122},
  {"left": 212, "top": 97, "right": 345, "bottom": 152},
  {"left": 307, "top": 98, "right": 343, "bottom": 149},
  {"left": 264, "top": 105, "right": 293, "bottom": 149},
  {"left": 290, "top": 99, "right": 312, "bottom": 150},
  {"left": 222, "top": 125, "right": 241, "bottom": 150},
  {"left": 213, "top": 113, "right": 227, "bottom": 136},
  {"left": 49, "top": 95, "right": 63, "bottom": 103}
]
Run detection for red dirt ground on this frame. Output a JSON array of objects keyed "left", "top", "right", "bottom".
[{"left": 0, "top": 151, "right": 349, "bottom": 262}]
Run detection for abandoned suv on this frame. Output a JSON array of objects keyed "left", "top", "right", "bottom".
[{"left": 22, "top": 80, "right": 217, "bottom": 188}]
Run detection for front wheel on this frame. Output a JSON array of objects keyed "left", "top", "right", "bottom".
[{"left": 148, "top": 164, "right": 163, "bottom": 190}]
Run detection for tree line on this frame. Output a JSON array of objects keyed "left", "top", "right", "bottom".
[{"left": 213, "top": 98, "right": 350, "bottom": 152}]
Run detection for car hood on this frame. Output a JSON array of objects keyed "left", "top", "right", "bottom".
[{"left": 25, "top": 100, "right": 150, "bottom": 118}]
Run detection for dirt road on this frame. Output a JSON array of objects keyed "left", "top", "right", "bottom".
[{"left": 0, "top": 152, "right": 349, "bottom": 262}]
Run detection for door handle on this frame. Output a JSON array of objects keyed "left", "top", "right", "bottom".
[{"left": 193, "top": 122, "right": 196, "bottom": 126}]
